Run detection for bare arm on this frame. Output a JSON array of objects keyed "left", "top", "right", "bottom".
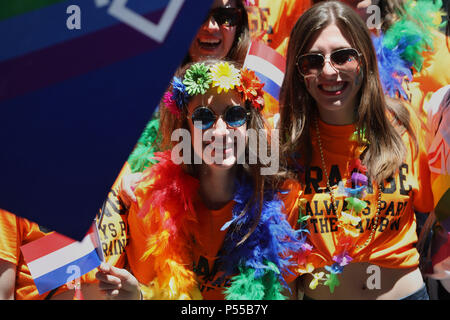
[{"left": 0, "top": 260, "right": 16, "bottom": 300}]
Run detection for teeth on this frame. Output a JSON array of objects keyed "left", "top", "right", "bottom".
[
  {"left": 199, "top": 39, "right": 220, "bottom": 44},
  {"left": 322, "top": 84, "right": 345, "bottom": 92}
]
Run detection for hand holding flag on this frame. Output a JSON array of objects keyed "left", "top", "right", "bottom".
[
  {"left": 20, "top": 223, "right": 104, "bottom": 296},
  {"left": 95, "top": 262, "right": 141, "bottom": 300}
]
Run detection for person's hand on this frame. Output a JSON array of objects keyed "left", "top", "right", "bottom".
[
  {"left": 118, "top": 172, "right": 143, "bottom": 208},
  {"left": 95, "top": 263, "right": 141, "bottom": 300}
]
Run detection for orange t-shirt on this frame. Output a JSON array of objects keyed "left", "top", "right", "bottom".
[
  {"left": 0, "top": 210, "right": 47, "bottom": 300},
  {"left": 127, "top": 187, "right": 233, "bottom": 300},
  {"left": 0, "top": 164, "right": 130, "bottom": 300},
  {"left": 285, "top": 119, "right": 434, "bottom": 272}
]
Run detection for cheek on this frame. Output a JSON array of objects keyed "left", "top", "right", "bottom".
[
  {"left": 304, "top": 76, "right": 316, "bottom": 94},
  {"left": 222, "top": 27, "right": 236, "bottom": 55},
  {"left": 189, "top": 125, "right": 204, "bottom": 156}
]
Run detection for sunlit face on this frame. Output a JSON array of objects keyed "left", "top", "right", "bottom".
[
  {"left": 188, "top": 0, "right": 238, "bottom": 62},
  {"left": 187, "top": 88, "right": 247, "bottom": 170},
  {"left": 303, "top": 24, "right": 363, "bottom": 122}
]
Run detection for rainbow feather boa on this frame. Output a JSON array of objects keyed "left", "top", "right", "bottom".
[
  {"left": 219, "top": 180, "right": 306, "bottom": 299},
  {"left": 137, "top": 150, "right": 305, "bottom": 299},
  {"left": 372, "top": 0, "right": 444, "bottom": 99}
]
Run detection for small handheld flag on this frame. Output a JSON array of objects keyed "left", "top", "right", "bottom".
[
  {"left": 244, "top": 41, "right": 286, "bottom": 101},
  {"left": 21, "top": 223, "right": 104, "bottom": 295},
  {"left": 243, "top": 41, "right": 286, "bottom": 128}
]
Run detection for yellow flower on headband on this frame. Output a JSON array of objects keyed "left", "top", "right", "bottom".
[{"left": 209, "top": 62, "right": 240, "bottom": 93}]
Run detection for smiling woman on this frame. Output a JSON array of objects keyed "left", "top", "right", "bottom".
[
  {"left": 187, "top": 0, "right": 250, "bottom": 64},
  {"left": 94, "top": 59, "right": 303, "bottom": 300},
  {"left": 279, "top": 1, "right": 434, "bottom": 300}
]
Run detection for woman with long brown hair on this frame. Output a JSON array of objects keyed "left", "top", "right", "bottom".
[
  {"left": 96, "top": 59, "right": 301, "bottom": 300},
  {"left": 280, "top": 1, "right": 434, "bottom": 299}
]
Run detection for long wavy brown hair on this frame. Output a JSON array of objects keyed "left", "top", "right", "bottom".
[
  {"left": 279, "top": 1, "right": 417, "bottom": 183},
  {"left": 159, "top": 59, "right": 275, "bottom": 245}
]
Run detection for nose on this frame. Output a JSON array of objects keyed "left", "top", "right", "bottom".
[
  {"left": 321, "top": 58, "right": 338, "bottom": 77},
  {"left": 202, "top": 15, "right": 220, "bottom": 31},
  {"left": 212, "top": 116, "right": 228, "bottom": 135}
]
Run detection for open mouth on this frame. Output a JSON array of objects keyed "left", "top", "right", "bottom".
[
  {"left": 318, "top": 82, "right": 348, "bottom": 96},
  {"left": 197, "top": 38, "right": 221, "bottom": 50}
]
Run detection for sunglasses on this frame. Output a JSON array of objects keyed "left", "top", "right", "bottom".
[
  {"left": 204, "top": 7, "right": 242, "bottom": 27},
  {"left": 296, "top": 48, "right": 362, "bottom": 77},
  {"left": 189, "top": 105, "right": 250, "bottom": 130}
]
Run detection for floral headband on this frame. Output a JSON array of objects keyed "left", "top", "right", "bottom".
[{"left": 163, "top": 61, "right": 265, "bottom": 118}]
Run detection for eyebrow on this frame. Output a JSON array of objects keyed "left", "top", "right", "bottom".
[{"left": 307, "top": 46, "right": 353, "bottom": 54}]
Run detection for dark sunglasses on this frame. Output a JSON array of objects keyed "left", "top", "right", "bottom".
[
  {"left": 189, "top": 105, "right": 250, "bottom": 130},
  {"left": 296, "top": 48, "right": 362, "bottom": 77},
  {"left": 204, "top": 7, "right": 242, "bottom": 27}
]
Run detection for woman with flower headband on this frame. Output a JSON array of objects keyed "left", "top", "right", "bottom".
[
  {"left": 279, "top": 1, "right": 434, "bottom": 299},
  {"left": 117, "top": 0, "right": 251, "bottom": 207},
  {"left": 95, "top": 59, "right": 303, "bottom": 300}
]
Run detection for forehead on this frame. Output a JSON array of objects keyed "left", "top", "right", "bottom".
[
  {"left": 188, "top": 89, "right": 242, "bottom": 112},
  {"left": 307, "top": 24, "right": 353, "bottom": 53}
]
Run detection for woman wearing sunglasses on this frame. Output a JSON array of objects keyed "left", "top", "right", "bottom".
[
  {"left": 279, "top": 1, "right": 434, "bottom": 299},
  {"left": 96, "top": 59, "right": 302, "bottom": 300},
  {"left": 187, "top": 0, "right": 250, "bottom": 64},
  {"left": 117, "top": 0, "right": 251, "bottom": 207}
]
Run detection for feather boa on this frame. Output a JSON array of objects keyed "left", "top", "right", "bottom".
[
  {"left": 218, "top": 180, "right": 306, "bottom": 299},
  {"left": 137, "top": 150, "right": 304, "bottom": 299},
  {"left": 136, "top": 151, "right": 200, "bottom": 299},
  {"left": 372, "top": 33, "right": 413, "bottom": 100},
  {"left": 128, "top": 118, "right": 160, "bottom": 173},
  {"left": 380, "top": 0, "right": 443, "bottom": 74}
]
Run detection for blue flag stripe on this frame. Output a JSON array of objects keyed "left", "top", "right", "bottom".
[
  {"left": 254, "top": 71, "right": 281, "bottom": 100},
  {"left": 33, "top": 249, "right": 101, "bottom": 295}
]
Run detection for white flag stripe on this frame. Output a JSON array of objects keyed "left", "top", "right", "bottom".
[
  {"left": 244, "top": 55, "right": 285, "bottom": 86},
  {"left": 27, "top": 235, "right": 96, "bottom": 279}
]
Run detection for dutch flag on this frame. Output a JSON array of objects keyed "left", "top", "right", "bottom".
[
  {"left": 243, "top": 41, "right": 286, "bottom": 101},
  {"left": 21, "top": 224, "right": 104, "bottom": 295}
]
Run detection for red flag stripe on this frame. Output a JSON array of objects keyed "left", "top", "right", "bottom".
[
  {"left": 21, "top": 232, "right": 76, "bottom": 263},
  {"left": 248, "top": 41, "right": 286, "bottom": 73}
]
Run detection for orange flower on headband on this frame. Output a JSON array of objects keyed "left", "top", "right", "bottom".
[{"left": 237, "top": 68, "right": 265, "bottom": 110}]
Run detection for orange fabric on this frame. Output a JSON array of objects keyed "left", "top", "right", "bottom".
[
  {"left": 424, "top": 85, "right": 450, "bottom": 216},
  {"left": 284, "top": 119, "right": 434, "bottom": 273},
  {"left": 0, "top": 163, "right": 130, "bottom": 299},
  {"left": 247, "top": 0, "right": 312, "bottom": 56},
  {"left": 190, "top": 197, "right": 234, "bottom": 300},
  {"left": 402, "top": 32, "right": 450, "bottom": 139},
  {"left": 0, "top": 210, "right": 47, "bottom": 300},
  {"left": 127, "top": 184, "right": 233, "bottom": 300},
  {"left": 412, "top": 32, "right": 450, "bottom": 101}
]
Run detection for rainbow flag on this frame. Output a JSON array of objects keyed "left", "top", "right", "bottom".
[{"left": 0, "top": 0, "right": 212, "bottom": 240}]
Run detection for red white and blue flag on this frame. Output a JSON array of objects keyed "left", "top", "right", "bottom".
[
  {"left": 21, "top": 223, "right": 104, "bottom": 295},
  {"left": 244, "top": 41, "right": 286, "bottom": 101}
]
